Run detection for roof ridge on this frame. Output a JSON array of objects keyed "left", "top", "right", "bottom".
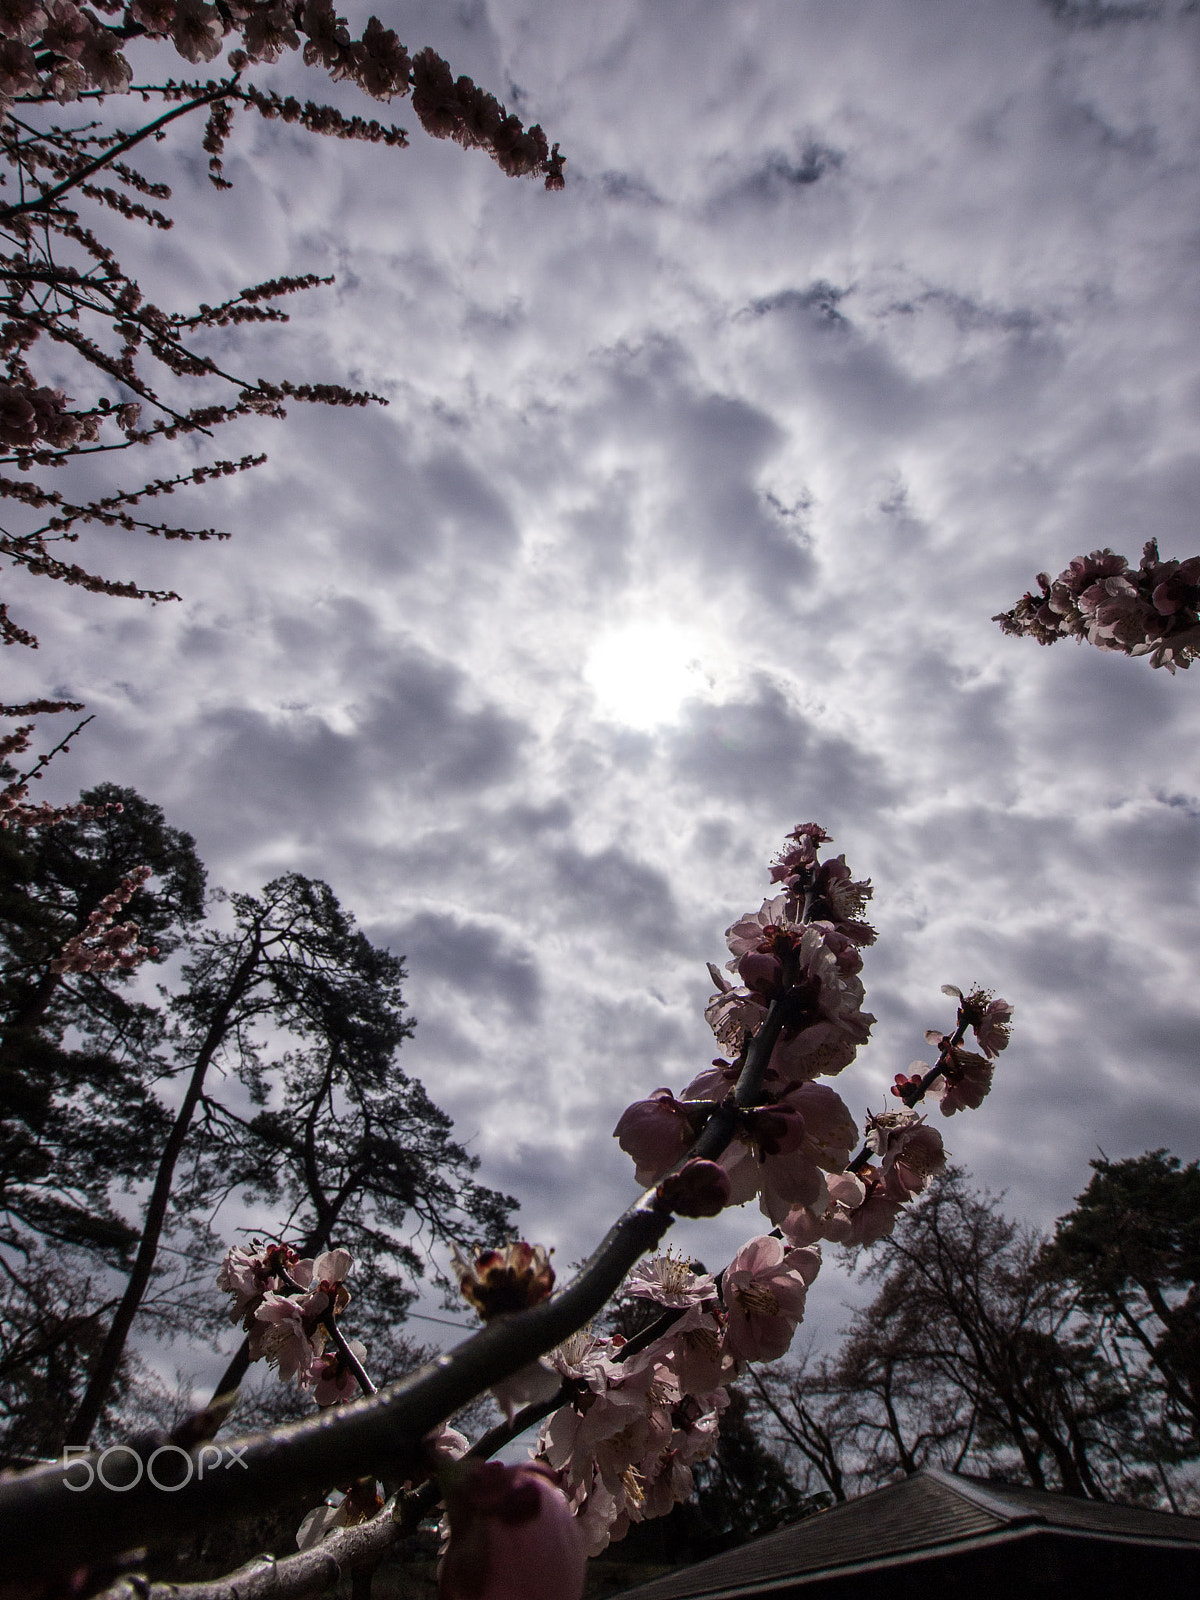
[{"left": 922, "top": 1466, "right": 1046, "bottom": 1525}]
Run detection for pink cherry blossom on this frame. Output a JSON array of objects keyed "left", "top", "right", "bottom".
[
  {"left": 291, "top": 1247, "right": 352, "bottom": 1293},
  {"left": 613, "top": 1088, "right": 696, "bottom": 1186},
  {"left": 626, "top": 1249, "right": 716, "bottom": 1308},
  {"left": 767, "top": 925, "right": 876, "bottom": 1083},
  {"left": 864, "top": 1107, "right": 922, "bottom": 1160},
  {"left": 770, "top": 1017, "right": 861, "bottom": 1083},
  {"left": 791, "top": 1081, "right": 858, "bottom": 1171},
  {"left": 542, "top": 1355, "right": 676, "bottom": 1497},
  {"left": 967, "top": 994, "right": 1013, "bottom": 1059},
  {"left": 724, "top": 894, "right": 803, "bottom": 961},
  {"left": 635, "top": 1304, "right": 733, "bottom": 1395},
  {"left": 636, "top": 1445, "right": 694, "bottom": 1521},
  {"left": 671, "top": 1388, "right": 728, "bottom": 1464},
  {"left": 936, "top": 1046, "right": 995, "bottom": 1115},
  {"left": 545, "top": 1327, "right": 609, "bottom": 1388},
  {"left": 877, "top": 1121, "right": 946, "bottom": 1200},
  {"left": 703, "top": 969, "right": 769, "bottom": 1058},
  {"left": 721, "top": 1234, "right": 820, "bottom": 1365},
  {"left": 311, "top": 1340, "right": 367, "bottom": 1405},
  {"left": 738, "top": 949, "right": 784, "bottom": 994},
  {"left": 171, "top": 0, "right": 224, "bottom": 62},
  {"left": 216, "top": 1239, "right": 298, "bottom": 1324},
  {"left": 782, "top": 1167, "right": 905, "bottom": 1248},
  {"left": 720, "top": 1128, "right": 827, "bottom": 1220},
  {"left": 565, "top": 1466, "right": 623, "bottom": 1557},
  {"left": 768, "top": 823, "right": 832, "bottom": 890},
  {"left": 681, "top": 1056, "right": 740, "bottom": 1103},
  {"left": 251, "top": 1293, "right": 321, "bottom": 1384},
  {"left": 811, "top": 855, "right": 876, "bottom": 945},
  {"left": 717, "top": 1081, "right": 856, "bottom": 1226},
  {"left": 216, "top": 1243, "right": 268, "bottom": 1321}
]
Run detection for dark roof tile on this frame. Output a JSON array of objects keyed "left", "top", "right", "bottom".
[{"left": 611, "top": 1470, "right": 1200, "bottom": 1599}]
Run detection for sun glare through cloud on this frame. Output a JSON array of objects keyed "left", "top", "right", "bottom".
[{"left": 584, "top": 619, "right": 714, "bottom": 728}]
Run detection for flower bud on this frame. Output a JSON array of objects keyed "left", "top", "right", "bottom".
[
  {"left": 737, "top": 950, "right": 783, "bottom": 994},
  {"left": 654, "top": 1158, "right": 732, "bottom": 1217},
  {"left": 742, "top": 1103, "right": 805, "bottom": 1156},
  {"left": 452, "top": 1240, "right": 554, "bottom": 1320},
  {"left": 439, "top": 1461, "right": 585, "bottom": 1600}
]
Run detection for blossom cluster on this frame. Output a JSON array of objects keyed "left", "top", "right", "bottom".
[
  {"left": 994, "top": 540, "right": 1200, "bottom": 672},
  {"left": 0, "top": 382, "right": 100, "bottom": 452},
  {"left": 0, "top": 0, "right": 564, "bottom": 187},
  {"left": 0, "top": 704, "right": 120, "bottom": 830},
  {"left": 526, "top": 1239, "right": 822, "bottom": 1555},
  {"left": 216, "top": 1241, "right": 365, "bottom": 1405},
  {"left": 890, "top": 982, "right": 1013, "bottom": 1116},
  {"left": 48, "top": 863, "right": 158, "bottom": 974},
  {"left": 613, "top": 828, "right": 1012, "bottom": 1256},
  {"left": 519, "top": 824, "right": 998, "bottom": 1551},
  {"left": 0, "top": 786, "right": 119, "bottom": 829},
  {"left": 210, "top": 825, "right": 1013, "bottom": 1586}
]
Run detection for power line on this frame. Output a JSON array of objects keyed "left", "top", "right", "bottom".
[{"left": 406, "top": 1310, "right": 475, "bottom": 1331}]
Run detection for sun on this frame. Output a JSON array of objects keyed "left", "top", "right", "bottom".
[{"left": 584, "top": 620, "right": 711, "bottom": 729}]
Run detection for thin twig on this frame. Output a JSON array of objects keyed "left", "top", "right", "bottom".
[{"left": 0, "top": 85, "right": 235, "bottom": 222}]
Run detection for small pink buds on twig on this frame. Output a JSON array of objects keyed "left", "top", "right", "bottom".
[{"left": 48, "top": 865, "right": 158, "bottom": 973}]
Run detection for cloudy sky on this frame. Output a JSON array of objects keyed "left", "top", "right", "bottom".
[{"left": 11, "top": 0, "right": 1200, "bottom": 1363}]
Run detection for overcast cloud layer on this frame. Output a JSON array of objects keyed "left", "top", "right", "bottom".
[{"left": 10, "top": 0, "right": 1200, "bottom": 1355}]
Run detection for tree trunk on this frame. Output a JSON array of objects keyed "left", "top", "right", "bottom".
[{"left": 64, "top": 938, "right": 263, "bottom": 1446}]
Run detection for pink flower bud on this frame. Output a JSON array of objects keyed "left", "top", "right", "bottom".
[
  {"left": 654, "top": 1158, "right": 731, "bottom": 1217},
  {"left": 742, "top": 1103, "right": 805, "bottom": 1156},
  {"left": 614, "top": 1088, "right": 696, "bottom": 1186},
  {"left": 440, "top": 1461, "right": 585, "bottom": 1600},
  {"left": 737, "top": 950, "right": 783, "bottom": 994}
]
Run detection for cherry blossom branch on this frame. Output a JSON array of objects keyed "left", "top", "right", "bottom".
[
  {"left": 994, "top": 540, "right": 1200, "bottom": 671},
  {"left": 0, "top": 986, "right": 798, "bottom": 1578},
  {"left": 87, "top": 1383, "right": 633, "bottom": 1600},
  {"left": 0, "top": 1204, "right": 661, "bottom": 1568},
  {"left": 11, "top": 712, "right": 93, "bottom": 786},
  {"left": 277, "top": 1264, "right": 377, "bottom": 1398},
  {"left": 845, "top": 1011, "right": 970, "bottom": 1175},
  {"left": 0, "top": 826, "right": 1011, "bottom": 1592},
  {"left": 94, "top": 1499, "right": 411, "bottom": 1600},
  {"left": 0, "top": 85, "right": 235, "bottom": 221}
]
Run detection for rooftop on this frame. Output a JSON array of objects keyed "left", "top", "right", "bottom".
[{"left": 613, "top": 1469, "right": 1200, "bottom": 1599}]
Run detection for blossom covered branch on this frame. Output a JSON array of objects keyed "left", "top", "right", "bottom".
[
  {"left": 994, "top": 540, "right": 1200, "bottom": 671},
  {"left": 0, "top": 823, "right": 1012, "bottom": 1599},
  {"left": 0, "top": 2, "right": 564, "bottom": 790}
]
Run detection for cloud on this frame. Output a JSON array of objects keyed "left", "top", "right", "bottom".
[
  {"left": 387, "top": 909, "right": 544, "bottom": 1022},
  {"left": 20, "top": 0, "right": 1200, "bottom": 1366}
]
